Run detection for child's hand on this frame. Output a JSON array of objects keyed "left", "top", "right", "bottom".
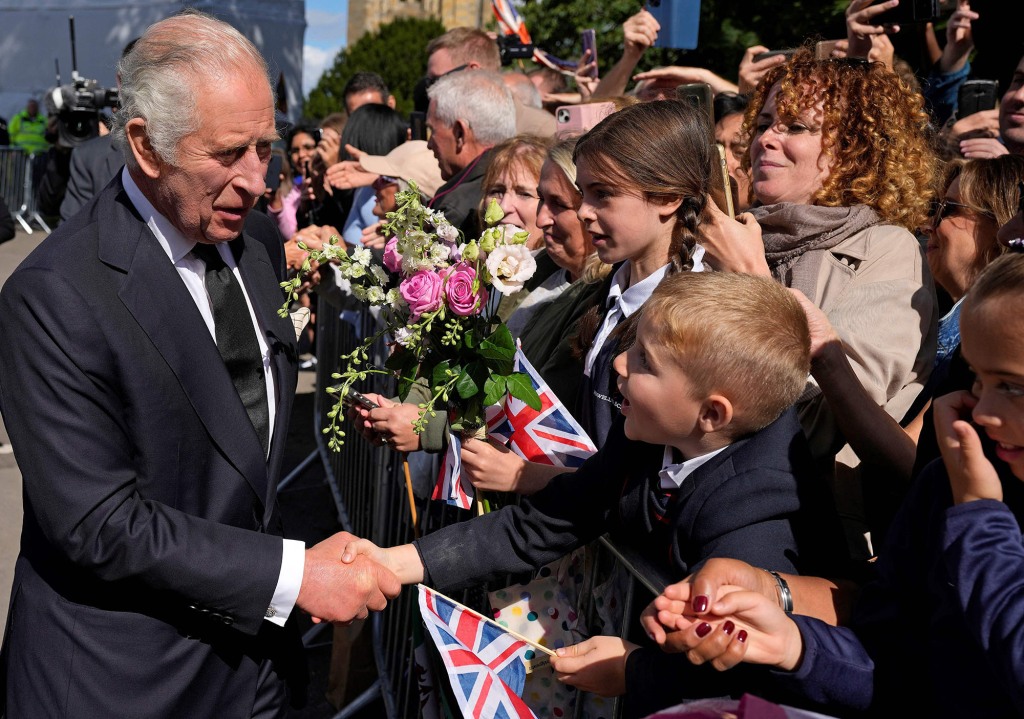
[
  {"left": 461, "top": 439, "right": 525, "bottom": 492},
  {"left": 934, "top": 390, "right": 1002, "bottom": 504},
  {"left": 550, "top": 636, "right": 639, "bottom": 697},
  {"left": 340, "top": 540, "right": 425, "bottom": 585},
  {"left": 348, "top": 395, "right": 423, "bottom": 452}
]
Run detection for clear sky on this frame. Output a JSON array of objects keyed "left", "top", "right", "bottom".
[{"left": 304, "top": 0, "right": 349, "bottom": 96}]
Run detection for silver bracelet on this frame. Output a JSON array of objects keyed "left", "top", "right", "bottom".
[{"left": 765, "top": 569, "right": 793, "bottom": 613}]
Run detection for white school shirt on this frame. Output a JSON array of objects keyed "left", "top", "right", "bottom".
[{"left": 582, "top": 245, "right": 706, "bottom": 377}]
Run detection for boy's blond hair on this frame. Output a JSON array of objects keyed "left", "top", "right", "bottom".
[{"left": 642, "top": 272, "right": 811, "bottom": 434}]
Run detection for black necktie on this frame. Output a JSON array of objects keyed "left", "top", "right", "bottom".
[{"left": 193, "top": 242, "right": 270, "bottom": 456}]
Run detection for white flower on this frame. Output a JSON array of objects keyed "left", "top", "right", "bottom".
[
  {"left": 401, "top": 253, "right": 428, "bottom": 274},
  {"left": 436, "top": 222, "right": 458, "bottom": 244},
  {"left": 429, "top": 243, "right": 451, "bottom": 264},
  {"left": 352, "top": 247, "right": 372, "bottom": 266},
  {"left": 351, "top": 284, "right": 368, "bottom": 301},
  {"left": 386, "top": 288, "right": 402, "bottom": 307},
  {"left": 343, "top": 263, "right": 367, "bottom": 279},
  {"left": 394, "top": 327, "right": 415, "bottom": 347},
  {"left": 484, "top": 244, "right": 537, "bottom": 295},
  {"left": 366, "top": 286, "right": 385, "bottom": 304},
  {"left": 370, "top": 265, "right": 390, "bottom": 285}
]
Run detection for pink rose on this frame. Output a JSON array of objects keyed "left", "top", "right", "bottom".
[
  {"left": 383, "top": 237, "right": 403, "bottom": 273},
  {"left": 443, "top": 262, "right": 487, "bottom": 317},
  {"left": 399, "top": 270, "right": 443, "bottom": 320}
]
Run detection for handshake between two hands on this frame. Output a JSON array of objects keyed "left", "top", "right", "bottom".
[{"left": 295, "top": 531, "right": 412, "bottom": 625}]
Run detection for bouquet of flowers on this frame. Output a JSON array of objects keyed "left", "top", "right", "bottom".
[{"left": 280, "top": 183, "right": 542, "bottom": 450}]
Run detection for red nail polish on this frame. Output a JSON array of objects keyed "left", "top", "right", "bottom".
[
  {"left": 737, "top": 630, "right": 747, "bottom": 643},
  {"left": 723, "top": 621, "right": 735, "bottom": 635},
  {"left": 693, "top": 595, "right": 709, "bottom": 613},
  {"left": 695, "top": 622, "right": 712, "bottom": 638}
]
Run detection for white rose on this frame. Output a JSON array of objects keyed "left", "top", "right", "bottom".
[{"left": 484, "top": 244, "right": 537, "bottom": 295}]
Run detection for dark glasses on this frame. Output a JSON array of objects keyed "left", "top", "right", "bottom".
[
  {"left": 424, "top": 64, "right": 469, "bottom": 89},
  {"left": 930, "top": 198, "right": 994, "bottom": 229}
]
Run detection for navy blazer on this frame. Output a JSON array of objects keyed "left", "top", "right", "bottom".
[
  {"left": 0, "top": 175, "right": 300, "bottom": 718},
  {"left": 416, "top": 409, "right": 845, "bottom": 591}
]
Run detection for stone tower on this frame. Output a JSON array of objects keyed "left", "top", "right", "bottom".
[{"left": 347, "top": 0, "right": 490, "bottom": 46}]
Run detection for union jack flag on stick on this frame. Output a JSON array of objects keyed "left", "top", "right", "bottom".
[
  {"left": 487, "top": 346, "right": 598, "bottom": 467},
  {"left": 433, "top": 345, "right": 596, "bottom": 509},
  {"left": 418, "top": 585, "right": 553, "bottom": 719}
]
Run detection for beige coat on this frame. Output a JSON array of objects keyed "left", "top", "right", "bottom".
[{"left": 785, "top": 223, "right": 937, "bottom": 556}]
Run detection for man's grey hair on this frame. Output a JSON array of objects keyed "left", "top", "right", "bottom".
[
  {"left": 427, "top": 71, "right": 516, "bottom": 147},
  {"left": 111, "top": 10, "right": 271, "bottom": 169}
]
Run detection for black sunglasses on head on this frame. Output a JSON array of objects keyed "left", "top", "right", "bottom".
[{"left": 424, "top": 64, "right": 469, "bottom": 89}]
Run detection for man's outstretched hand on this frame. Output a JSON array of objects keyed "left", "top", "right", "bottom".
[{"left": 296, "top": 531, "right": 401, "bottom": 624}]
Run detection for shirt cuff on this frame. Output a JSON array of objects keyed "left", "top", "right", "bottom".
[{"left": 265, "top": 538, "right": 305, "bottom": 626}]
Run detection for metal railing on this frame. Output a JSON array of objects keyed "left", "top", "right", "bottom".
[
  {"left": 307, "top": 290, "right": 656, "bottom": 719},
  {"left": 0, "top": 147, "right": 51, "bottom": 234}
]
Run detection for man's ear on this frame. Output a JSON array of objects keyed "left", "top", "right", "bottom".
[
  {"left": 452, "top": 119, "right": 468, "bottom": 151},
  {"left": 125, "top": 118, "right": 162, "bottom": 180},
  {"left": 387, "top": 94, "right": 397, "bottom": 110},
  {"left": 697, "top": 395, "right": 733, "bottom": 435}
]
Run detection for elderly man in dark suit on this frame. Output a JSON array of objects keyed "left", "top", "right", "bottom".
[{"left": 0, "top": 11, "right": 398, "bottom": 719}]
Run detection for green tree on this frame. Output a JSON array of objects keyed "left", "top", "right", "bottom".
[
  {"left": 305, "top": 16, "right": 446, "bottom": 119},
  {"left": 517, "top": 0, "right": 848, "bottom": 86}
]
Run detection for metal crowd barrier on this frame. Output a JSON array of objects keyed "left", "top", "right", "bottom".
[
  {"left": 0, "top": 147, "right": 51, "bottom": 234},
  {"left": 310, "top": 290, "right": 658, "bottom": 719}
]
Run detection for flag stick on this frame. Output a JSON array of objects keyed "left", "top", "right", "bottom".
[
  {"left": 401, "top": 456, "right": 420, "bottom": 539},
  {"left": 418, "top": 584, "right": 556, "bottom": 657}
]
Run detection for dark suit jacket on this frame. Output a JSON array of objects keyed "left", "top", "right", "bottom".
[
  {"left": 416, "top": 409, "right": 845, "bottom": 589},
  {"left": 59, "top": 134, "right": 124, "bottom": 222},
  {"left": 0, "top": 175, "right": 300, "bottom": 718}
]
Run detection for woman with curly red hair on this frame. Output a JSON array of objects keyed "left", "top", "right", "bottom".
[{"left": 702, "top": 49, "right": 939, "bottom": 556}]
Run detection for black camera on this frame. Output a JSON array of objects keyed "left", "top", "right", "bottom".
[
  {"left": 497, "top": 35, "right": 534, "bottom": 66},
  {"left": 46, "top": 73, "right": 119, "bottom": 148}
]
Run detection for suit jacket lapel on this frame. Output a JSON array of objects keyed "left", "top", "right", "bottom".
[{"left": 107, "top": 188, "right": 271, "bottom": 508}]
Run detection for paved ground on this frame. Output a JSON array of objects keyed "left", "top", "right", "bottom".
[{"left": 0, "top": 225, "right": 375, "bottom": 717}]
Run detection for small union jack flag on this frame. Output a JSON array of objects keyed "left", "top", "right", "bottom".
[
  {"left": 487, "top": 347, "right": 597, "bottom": 467},
  {"left": 432, "top": 429, "right": 473, "bottom": 510},
  {"left": 433, "top": 345, "right": 596, "bottom": 508},
  {"left": 418, "top": 585, "right": 538, "bottom": 719}
]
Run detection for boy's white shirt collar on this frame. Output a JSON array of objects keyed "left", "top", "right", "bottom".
[{"left": 659, "top": 444, "right": 729, "bottom": 490}]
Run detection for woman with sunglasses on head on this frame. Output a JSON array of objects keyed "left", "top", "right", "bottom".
[
  {"left": 700, "top": 48, "right": 939, "bottom": 557},
  {"left": 924, "top": 157, "right": 1024, "bottom": 364}
]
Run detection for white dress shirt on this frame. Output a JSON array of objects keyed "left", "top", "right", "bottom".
[
  {"left": 583, "top": 245, "right": 706, "bottom": 377},
  {"left": 658, "top": 444, "right": 729, "bottom": 490},
  {"left": 122, "top": 168, "right": 304, "bottom": 626}
]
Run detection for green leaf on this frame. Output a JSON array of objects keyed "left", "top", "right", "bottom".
[
  {"left": 506, "top": 372, "right": 541, "bottom": 410},
  {"left": 483, "top": 375, "right": 508, "bottom": 407},
  {"left": 455, "top": 369, "right": 480, "bottom": 399},
  {"left": 432, "top": 360, "right": 452, "bottom": 388},
  {"left": 488, "top": 324, "right": 516, "bottom": 353}
]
